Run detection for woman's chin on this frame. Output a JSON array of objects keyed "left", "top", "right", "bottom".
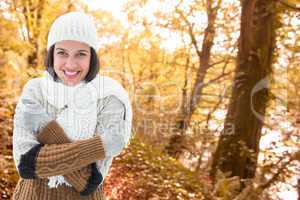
[{"left": 63, "top": 80, "right": 80, "bottom": 86}]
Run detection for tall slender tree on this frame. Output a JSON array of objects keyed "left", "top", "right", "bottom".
[{"left": 165, "top": 0, "right": 222, "bottom": 158}]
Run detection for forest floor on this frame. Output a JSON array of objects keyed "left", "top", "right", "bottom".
[{"left": 0, "top": 137, "right": 213, "bottom": 200}]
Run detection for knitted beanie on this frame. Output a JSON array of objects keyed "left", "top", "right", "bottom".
[{"left": 47, "top": 12, "right": 98, "bottom": 51}]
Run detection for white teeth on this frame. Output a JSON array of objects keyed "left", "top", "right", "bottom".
[{"left": 65, "top": 71, "right": 78, "bottom": 76}]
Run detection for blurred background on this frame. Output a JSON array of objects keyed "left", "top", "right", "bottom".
[{"left": 0, "top": 0, "right": 299, "bottom": 199}]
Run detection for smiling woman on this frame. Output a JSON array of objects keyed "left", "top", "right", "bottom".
[
  {"left": 12, "top": 11, "right": 133, "bottom": 200},
  {"left": 45, "top": 42, "right": 100, "bottom": 85},
  {"left": 53, "top": 40, "right": 91, "bottom": 86}
]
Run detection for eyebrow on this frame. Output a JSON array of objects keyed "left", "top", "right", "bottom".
[
  {"left": 55, "top": 48, "right": 89, "bottom": 53},
  {"left": 78, "top": 50, "right": 89, "bottom": 53}
]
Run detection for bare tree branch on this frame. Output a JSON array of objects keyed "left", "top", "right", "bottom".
[{"left": 278, "top": 0, "right": 300, "bottom": 11}]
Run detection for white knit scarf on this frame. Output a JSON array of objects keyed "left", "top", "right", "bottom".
[{"left": 40, "top": 71, "right": 132, "bottom": 188}]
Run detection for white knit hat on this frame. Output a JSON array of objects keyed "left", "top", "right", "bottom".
[{"left": 47, "top": 12, "right": 98, "bottom": 51}]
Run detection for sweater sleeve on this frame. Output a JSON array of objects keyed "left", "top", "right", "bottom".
[
  {"left": 96, "top": 95, "right": 127, "bottom": 158},
  {"left": 12, "top": 79, "right": 52, "bottom": 175},
  {"left": 14, "top": 81, "right": 128, "bottom": 184},
  {"left": 37, "top": 121, "right": 102, "bottom": 196},
  {"left": 29, "top": 95, "right": 127, "bottom": 179},
  {"left": 13, "top": 80, "right": 105, "bottom": 180}
]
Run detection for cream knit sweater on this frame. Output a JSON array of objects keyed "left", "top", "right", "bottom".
[{"left": 13, "top": 72, "right": 132, "bottom": 189}]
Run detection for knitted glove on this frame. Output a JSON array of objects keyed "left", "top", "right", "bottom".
[
  {"left": 37, "top": 120, "right": 103, "bottom": 196},
  {"left": 18, "top": 123, "right": 105, "bottom": 182}
]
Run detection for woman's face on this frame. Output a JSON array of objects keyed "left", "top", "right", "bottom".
[{"left": 53, "top": 40, "right": 91, "bottom": 86}]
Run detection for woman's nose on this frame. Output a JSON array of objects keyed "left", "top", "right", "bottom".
[{"left": 65, "top": 57, "right": 77, "bottom": 69}]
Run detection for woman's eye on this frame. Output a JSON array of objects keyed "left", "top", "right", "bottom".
[
  {"left": 57, "top": 51, "right": 65, "bottom": 55},
  {"left": 79, "top": 53, "right": 86, "bottom": 57}
]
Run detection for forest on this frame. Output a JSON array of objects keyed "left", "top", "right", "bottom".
[{"left": 0, "top": 0, "right": 299, "bottom": 199}]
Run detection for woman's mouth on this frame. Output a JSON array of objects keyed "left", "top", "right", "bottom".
[{"left": 64, "top": 70, "right": 80, "bottom": 78}]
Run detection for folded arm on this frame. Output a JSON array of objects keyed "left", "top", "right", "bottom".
[
  {"left": 17, "top": 95, "right": 126, "bottom": 179},
  {"left": 13, "top": 80, "right": 128, "bottom": 189},
  {"left": 37, "top": 121, "right": 102, "bottom": 196},
  {"left": 19, "top": 134, "right": 105, "bottom": 178},
  {"left": 13, "top": 80, "right": 105, "bottom": 180}
]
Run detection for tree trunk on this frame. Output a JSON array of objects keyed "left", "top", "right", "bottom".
[
  {"left": 21, "top": 0, "right": 46, "bottom": 68},
  {"left": 187, "top": 0, "right": 220, "bottom": 125},
  {"left": 165, "top": 0, "right": 220, "bottom": 158},
  {"left": 211, "top": 0, "right": 278, "bottom": 180},
  {"left": 164, "top": 56, "right": 190, "bottom": 158},
  {"left": 298, "top": 178, "right": 300, "bottom": 200}
]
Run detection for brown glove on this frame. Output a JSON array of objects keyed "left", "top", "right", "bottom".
[{"left": 18, "top": 120, "right": 105, "bottom": 196}]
